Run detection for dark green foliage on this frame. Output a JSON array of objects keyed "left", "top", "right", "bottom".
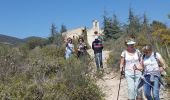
[
  {"left": 137, "top": 13, "right": 151, "bottom": 46},
  {"left": 127, "top": 8, "right": 141, "bottom": 35},
  {"left": 49, "top": 23, "right": 60, "bottom": 44},
  {"left": 111, "top": 14, "right": 122, "bottom": 39},
  {"left": 151, "top": 20, "right": 167, "bottom": 30},
  {"left": 48, "top": 24, "right": 64, "bottom": 47},
  {"left": 51, "top": 23, "right": 57, "bottom": 37},
  {"left": 60, "top": 24, "right": 67, "bottom": 33},
  {"left": 56, "top": 34, "right": 64, "bottom": 47},
  {"left": 103, "top": 14, "right": 122, "bottom": 40},
  {"left": 27, "top": 38, "right": 48, "bottom": 49}
]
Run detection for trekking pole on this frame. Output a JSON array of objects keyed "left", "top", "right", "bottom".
[
  {"left": 134, "top": 64, "right": 136, "bottom": 82},
  {"left": 133, "top": 64, "right": 137, "bottom": 100},
  {"left": 117, "top": 67, "right": 124, "bottom": 100}
]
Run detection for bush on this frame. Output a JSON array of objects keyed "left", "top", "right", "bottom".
[
  {"left": 27, "top": 38, "right": 48, "bottom": 49},
  {"left": 0, "top": 44, "right": 104, "bottom": 100}
]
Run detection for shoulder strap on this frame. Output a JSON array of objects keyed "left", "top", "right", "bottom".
[
  {"left": 154, "top": 52, "right": 162, "bottom": 67},
  {"left": 123, "top": 50, "right": 126, "bottom": 71},
  {"left": 136, "top": 49, "right": 141, "bottom": 62},
  {"left": 142, "top": 54, "right": 145, "bottom": 60},
  {"left": 142, "top": 52, "right": 156, "bottom": 60},
  {"left": 124, "top": 50, "right": 126, "bottom": 58},
  {"left": 154, "top": 52, "right": 157, "bottom": 59},
  {"left": 67, "top": 43, "right": 73, "bottom": 52}
]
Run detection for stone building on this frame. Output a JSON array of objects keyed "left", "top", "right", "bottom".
[{"left": 62, "top": 20, "right": 103, "bottom": 46}]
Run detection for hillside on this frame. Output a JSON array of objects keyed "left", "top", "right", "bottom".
[
  {"left": 0, "top": 34, "right": 44, "bottom": 45},
  {"left": 23, "top": 36, "right": 45, "bottom": 42},
  {"left": 0, "top": 34, "right": 25, "bottom": 45}
]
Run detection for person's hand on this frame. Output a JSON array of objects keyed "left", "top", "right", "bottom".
[
  {"left": 84, "top": 45, "right": 87, "bottom": 49},
  {"left": 121, "top": 70, "right": 125, "bottom": 76},
  {"left": 120, "top": 67, "right": 125, "bottom": 76},
  {"left": 133, "top": 64, "right": 140, "bottom": 70},
  {"left": 159, "top": 67, "right": 164, "bottom": 73}
]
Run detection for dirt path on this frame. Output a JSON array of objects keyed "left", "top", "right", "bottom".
[
  {"left": 95, "top": 50, "right": 128, "bottom": 100},
  {"left": 87, "top": 49, "right": 170, "bottom": 100},
  {"left": 87, "top": 49, "right": 128, "bottom": 100}
]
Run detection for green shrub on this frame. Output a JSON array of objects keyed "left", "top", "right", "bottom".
[
  {"left": 27, "top": 38, "right": 48, "bottom": 50},
  {"left": 0, "top": 43, "right": 104, "bottom": 100}
]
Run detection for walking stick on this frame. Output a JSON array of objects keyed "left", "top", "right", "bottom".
[
  {"left": 117, "top": 67, "right": 124, "bottom": 100},
  {"left": 133, "top": 64, "right": 137, "bottom": 100}
]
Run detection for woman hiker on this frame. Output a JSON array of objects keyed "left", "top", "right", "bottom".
[
  {"left": 119, "top": 38, "right": 143, "bottom": 100},
  {"left": 141, "top": 44, "right": 167, "bottom": 100},
  {"left": 65, "top": 37, "right": 74, "bottom": 59},
  {"left": 77, "top": 37, "right": 87, "bottom": 58}
]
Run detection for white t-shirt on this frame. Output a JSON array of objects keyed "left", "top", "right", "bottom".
[
  {"left": 143, "top": 52, "right": 161, "bottom": 75},
  {"left": 121, "top": 49, "right": 142, "bottom": 75},
  {"left": 66, "top": 43, "right": 74, "bottom": 54}
]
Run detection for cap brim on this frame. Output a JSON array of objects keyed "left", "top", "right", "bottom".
[{"left": 127, "top": 41, "right": 136, "bottom": 45}]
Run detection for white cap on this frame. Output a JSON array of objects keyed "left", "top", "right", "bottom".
[
  {"left": 126, "top": 40, "right": 136, "bottom": 45},
  {"left": 94, "top": 35, "right": 98, "bottom": 39}
]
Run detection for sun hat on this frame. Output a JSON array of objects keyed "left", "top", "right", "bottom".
[
  {"left": 94, "top": 35, "right": 99, "bottom": 39},
  {"left": 126, "top": 39, "right": 136, "bottom": 45}
]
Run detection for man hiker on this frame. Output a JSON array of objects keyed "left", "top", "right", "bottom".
[{"left": 92, "top": 35, "right": 103, "bottom": 70}]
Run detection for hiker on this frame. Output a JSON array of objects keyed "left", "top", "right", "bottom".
[
  {"left": 119, "top": 38, "right": 143, "bottom": 100},
  {"left": 77, "top": 37, "right": 87, "bottom": 58},
  {"left": 92, "top": 35, "right": 103, "bottom": 70},
  {"left": 141, "top": 44, "right": 167, "bottom": 100},
  {"left": 65, "top": 37, "right": 74, "bottom": 59}
]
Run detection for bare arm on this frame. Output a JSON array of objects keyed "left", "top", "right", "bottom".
[
  {"left": 158, "top": 57, "right": 167, "bottom": 70},
  {"left": 137, "top": 60, "right": 144, "bottom": 71},
  {"left": 119, "top": 57, "right": 125, "bottom": 72}
]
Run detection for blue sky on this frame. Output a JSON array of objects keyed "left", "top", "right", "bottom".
[{"left": 0, "top": 0, "right": 170, "bottom": 39}]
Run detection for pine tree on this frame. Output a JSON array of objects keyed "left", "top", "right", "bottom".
[
  {"left": 142, "top": 13, "right": 151, "bottom": 43},
  {"left": 51, "top": 24, "right": 57, "bottom": 37},
  {"left": 60, "top": 24, "right": 67, "bottom": 33},
  {"left": 111, "top": 14, "right": 122, "bottom": 39},
  {"left": 168, "top": 14, "right": 170, "bottom": 19},
  {"left": 49, "top": 23, "right": 59, "bottom": 44},
  {"left": 103, "top": 13, "right": 121, "bottom": 40},
  {"left": 48, "top": 24, "right": 56, "bottom": 44},
  {"left": 103, "top": 15, "right": 112, "bottom": 39},
  {"left": 127, "top": 8, "right": 141, "bottom": 36}
]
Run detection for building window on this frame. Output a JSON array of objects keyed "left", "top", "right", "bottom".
[
  {"left": 94, "top": 31, "right": 98, "bottom": 34},
  {"left": 95, "top": 22, "right": 97, "bottom": 27}
]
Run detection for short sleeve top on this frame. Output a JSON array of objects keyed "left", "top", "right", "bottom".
[
  {"left": 143, "top": 52, "right": 161, "bottom": 76},
  {"left": 121, "top": 49, "right": 142, "bottom": 75}
]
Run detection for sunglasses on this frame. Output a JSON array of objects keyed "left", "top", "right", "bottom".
[
  {"left": 143, "top": 50, "right": 151, "bottom": 55},
  {"left": 127, "top": 44, "right": 135, "bottom": 47}
]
